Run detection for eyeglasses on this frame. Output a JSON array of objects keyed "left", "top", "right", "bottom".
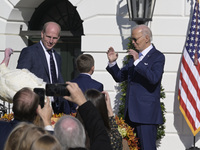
[{"left": 132, "top": 36, "right": 143, "bottom": 43}]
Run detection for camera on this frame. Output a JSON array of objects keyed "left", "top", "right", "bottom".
[{"left": 33, "top": 84, "right": 70, "bottom": 108}]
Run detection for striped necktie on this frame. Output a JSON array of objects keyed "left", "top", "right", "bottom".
[{"left": 47, "top": 50, "right": 57, "bottom": 83}]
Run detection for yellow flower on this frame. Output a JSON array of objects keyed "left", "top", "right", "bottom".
[
  {"left": 115, "top": 115, "right": 139, "bottom": 150},
  {"left": 118, "top": 126, "right": 127, "bottom": 138},
  {"left": 0, "top": 113, "right": 13, "bottom": 121}
]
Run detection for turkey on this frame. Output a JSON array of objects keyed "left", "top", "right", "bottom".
[{"left": 0, "top": 48, "right": 46, "bottom": 103}]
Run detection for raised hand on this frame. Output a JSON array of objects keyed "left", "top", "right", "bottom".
[
  {"left": 128, "top": 49, "right": 139, "bottom": 61},
  {"left": 107, "top": 47, "right": 118, "bottom": 63},
  {"left": 37, "top": 97, "right": 53, "bottom": 126},
  {"left": 64, "top": 82, "right": 87, "bottom": 106},
  {"left": 102, "top": 91, "right": 114, "bottom": 117}
]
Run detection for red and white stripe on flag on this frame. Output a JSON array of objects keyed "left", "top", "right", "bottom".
[{"left": 178, "top": 0, "right": 200, "bottom": 136}]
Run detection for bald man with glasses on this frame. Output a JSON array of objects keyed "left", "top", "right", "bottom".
[{"left": 106, "top": 25, "right": 165, "bottom": 150}]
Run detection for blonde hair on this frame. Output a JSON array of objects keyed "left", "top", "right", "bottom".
[
  {"left": 31, "top": 134, "right": 61, "bottom": 150},
  {"left": 4, "top": 122, "right": 34, "bottom": 150},
  {"left": 17, "top": 124, "right": 49, "bottom": 150}
]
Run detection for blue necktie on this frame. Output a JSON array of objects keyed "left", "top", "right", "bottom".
[
  {"left": 47, "top": 50, "right": 57, "bottom": 83},
  {"left": 139, "top": 53, "right": 143, "bottom": 61}
]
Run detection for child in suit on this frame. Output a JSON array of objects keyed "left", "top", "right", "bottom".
[{"left": 70, "top": 54, "right": 104, "bottom": 112}]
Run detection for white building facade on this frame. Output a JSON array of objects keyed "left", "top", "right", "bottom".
[{"left": 0, "top": 0, "right": 199, "bottom": 149}]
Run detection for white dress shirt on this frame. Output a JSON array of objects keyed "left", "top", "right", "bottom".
[{"left": 40, "top": 40, "right": 58, "bottom": 83}]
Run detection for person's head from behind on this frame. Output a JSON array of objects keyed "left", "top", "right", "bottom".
[
  {"left": 76, "top": 54, "right": 94, "bottom": 74},
  {"left": 41, "top": 21, "right": 61, "bottom": 50},
  {"left": 84, "top": 89, "right": 110, "bottom": 130},
  {"left": 54, "top": 115, "right": 86, "bottom": 149},
  {"left": 31, "top": 134, "right": 61, "bottom": 150},
  {"left": 4, "top": 122, "right": 33, "bottom": 150},
  {"left": 17, "top": 124, "right": 49, "bottom": 150},
  {"left": 131, "top": 25, "right": 152, "bottom": 52},
  {"left": 12, "top": 87, "right": 39, "bottom": 122}
]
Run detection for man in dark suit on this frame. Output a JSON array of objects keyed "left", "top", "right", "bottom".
[
  {"left": 106, "top": 25, "right": 165, "bottom": 150},
  {"left": 0, "top": 87, "right": 53, "bottom": 150},
  {"left": 17, "top": 21, "right": 71, "bottom": 114},
  {"left": 71, "top": 54, "right": 103, "bottom": 111}
]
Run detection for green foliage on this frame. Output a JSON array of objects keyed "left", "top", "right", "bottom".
[
  {"left": 118, "top": 37, "right": 166, "bottom": 141},
  {"left": 158, "top": 85, "right": 166, "bottom": 140}
]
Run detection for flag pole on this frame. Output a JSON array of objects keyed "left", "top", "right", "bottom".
[
  {"left": 186, "top": 136, "right": 200, "bottom": 150},
  {"left": 189, "top": 1, "right": 200, "bottom": 147},
  {"left": 179, "top": 0, "right": 200, "bottom": 148}
]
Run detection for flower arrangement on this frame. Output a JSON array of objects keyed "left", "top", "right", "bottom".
[
  {"left": 0, "top": 113, "right": 13, "bottom": 121},
  {"left": 51, "top": 113, "right": 76, "bottom": 127},
  {"left": 51, "top": 113, "right": 65, "bottom": 127},
  {"left": 0, "top": 113, "right": 74, "bottom": 125},
  {"left": 115, "top": 115, "right": 139, "bottom": 150}
]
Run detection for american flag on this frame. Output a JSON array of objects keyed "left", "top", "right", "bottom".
[{"left": 178, "top": 0, "right": 200, "bottom": 136}]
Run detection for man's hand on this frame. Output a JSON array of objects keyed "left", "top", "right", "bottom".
[
  {"left": 128, "top": 49, "right": 139, "bottom": 61},
  {"left": 63, "top": 82, "right": 87, "bottom": 106},
  {"left": 37, "top": 97, "right": 53, "bottom": 126},
  {"left": 107, "top": 47, "right": 118, "bottom": 63}
]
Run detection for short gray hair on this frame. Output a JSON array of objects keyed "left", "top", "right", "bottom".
[{"left": 54, "top": 115, "right": 86, "bottom": 149}]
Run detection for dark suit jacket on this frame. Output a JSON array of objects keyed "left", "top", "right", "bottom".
[
  {"left": 71, "top": 74, "right": 103, "bottom": 93},
  {"left": 106, "top": 46, "right": 165, "bottom": 125},
  {"left": 70, "top": 74, "right": 103, "bottom": 112},
  {"left": 0, "top": 119, "right": 21, "bottom": 150},
  {"left": 16, "top": 42, "right": 71, "bottom": 114},
  {"left": 17, "top": 42, "right": 63, "bottom": 83}
]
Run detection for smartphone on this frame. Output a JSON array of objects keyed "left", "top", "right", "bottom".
[
  {"left": 34, "top": 88, "right": 45, "bottom": 108},
  {"left": 45, "top": 84, "right": 70, "bottom": 96}
]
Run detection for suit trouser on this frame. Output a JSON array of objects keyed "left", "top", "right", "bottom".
[
  {"left": 125, "top": 112, "right": 158, "bottom": 150},
  {"left": 52, "top": 97, "right": 71, "bottom": 114}
]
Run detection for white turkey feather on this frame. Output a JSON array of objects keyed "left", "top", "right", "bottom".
[{"left": 0, "top": 63, "right": 46, "bottom": 102}]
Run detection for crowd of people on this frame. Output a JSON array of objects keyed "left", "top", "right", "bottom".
[
  {"left": 0, "top": 21, "right": 165, "bottom": 150},
  {"left": 1, "top": 82, "right": 113, "bottom": 150}
]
